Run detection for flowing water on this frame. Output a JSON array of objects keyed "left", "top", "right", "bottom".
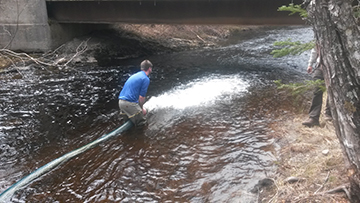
[{"left": 0, "top": 26, "right": 313, "bottom": 202}]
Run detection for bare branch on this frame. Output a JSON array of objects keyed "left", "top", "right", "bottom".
[
  {"left": 0, "top": 49, "right": 54, "bottom": 66},
  {"left": 42, "top": 44, "right": 65, "bottom": 58},
  {"left": 314, "top": 171, "right": 330, "bottom": 194},
  {"left": 0, "top": 38, "right": 90, "bottom": 70},
  {"left": 63, "top": 38, "right": 90, "bottom": 67},
  {"left": 323, "top": 184, "right": 351, "bottom": 200}
]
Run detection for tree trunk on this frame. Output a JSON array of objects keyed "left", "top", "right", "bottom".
[{"left": 307, "top": 0, "right": 360, "bottom": 201}]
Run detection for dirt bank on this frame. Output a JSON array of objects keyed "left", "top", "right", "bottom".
[
  {"left": 252, "top": 88, "right": 349, "bottom": 202},
  {"left": 1, "top": 24, "right": 248, "bottom": 70}
]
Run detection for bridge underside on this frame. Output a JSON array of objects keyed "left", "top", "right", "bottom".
[
  {"left": 1, "top": 0, "right": 305, "bottom": 52},
  {"left": 47, "top": 0, "right": 304, "bottom": 25}
]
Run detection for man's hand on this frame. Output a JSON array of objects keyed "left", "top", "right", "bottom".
[
  {"left": 142, "top": 108, "right": 147, "bottom": 115},
  {"left": 307, "top": 66, "right": 313, "bottom": 74},
  {"left": 139, "top": 95, "right": 146, "bottom": 108}
]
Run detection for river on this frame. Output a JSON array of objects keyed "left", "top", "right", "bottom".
[{"left": 0, "top": 26, "right": 313, "bottom": 202}]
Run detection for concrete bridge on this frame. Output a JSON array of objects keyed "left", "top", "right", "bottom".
[{"left": 0, "top": 0, "right": 303, "bottom": 52}]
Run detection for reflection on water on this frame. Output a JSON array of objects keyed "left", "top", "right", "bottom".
[{"left": 0, "top": 26, "right": 313, "bottom": 202}]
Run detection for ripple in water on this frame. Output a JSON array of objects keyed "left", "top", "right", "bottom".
[{"left": 0, "top": 26, "right": 313, "bottom": 202}]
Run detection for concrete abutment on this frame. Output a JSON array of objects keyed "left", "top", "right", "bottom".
[{"left": 0, "top": 0, "right": 99, "bottom": 52}]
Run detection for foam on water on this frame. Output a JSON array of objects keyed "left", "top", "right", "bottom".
[{"left": 145, "top": 74, "right": 249, "bottom": 111}]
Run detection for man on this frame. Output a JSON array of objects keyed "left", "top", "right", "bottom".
[
  {"left": 302, "top": 46, "right": 332, "bottom": 127},
  {"left": 118, "top": 60, "right": 153, "bottom": 126}
]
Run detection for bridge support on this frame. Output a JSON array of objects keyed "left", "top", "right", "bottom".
[
  {"left": 0, "top": 0, "right": 51, "bottom": 51},
  {"left": 0, "top": 0, "right": 103, "bottom": 52}
]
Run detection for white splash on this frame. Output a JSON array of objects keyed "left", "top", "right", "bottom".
[{"left": 144, "top": 74, "right": 249, "bottom": 111}]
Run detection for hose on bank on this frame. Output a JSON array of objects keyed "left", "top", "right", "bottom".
[{"left": 0, "top": 120, "right": 133, "bottom": 202}]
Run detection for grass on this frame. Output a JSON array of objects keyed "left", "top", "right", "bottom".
[
  {"left": 261, "top": 92, "right": 349, "bottom": 202},
  {"left": 240, "top": 83, "right": 349, "bottom": 202}
]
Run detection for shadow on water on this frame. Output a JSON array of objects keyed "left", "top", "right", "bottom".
[{"left": 0, "top": 26, "right": 314, "bottom": 202}]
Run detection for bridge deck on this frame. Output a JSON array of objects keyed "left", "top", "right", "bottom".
[{"left": 46, "top": 0, "right": 304, "bottom": 25}]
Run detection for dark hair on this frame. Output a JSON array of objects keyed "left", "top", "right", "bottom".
[{"left": 140, "top": 60, "right": 153, "bottom": 71}]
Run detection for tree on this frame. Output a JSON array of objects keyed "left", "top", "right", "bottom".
[{"left": 306, "top": 0, "right": 360, "bottom": 201}]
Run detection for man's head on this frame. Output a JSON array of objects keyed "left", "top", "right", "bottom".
[{"left": 140, "top": 60, "right": 153, "bottom": 71}]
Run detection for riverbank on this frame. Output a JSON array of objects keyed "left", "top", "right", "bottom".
[
  {"left": 0, "top": 24, "right": 349, "bottom": 202},
  {"left": 1, "top": 24, "right": 246, "bottom": 70},
  {"left": 242, "top": 83, "right": 349, "bottom": 202},
  {"left": 266, "top": 111, "right": 349, "bottom": 202}
]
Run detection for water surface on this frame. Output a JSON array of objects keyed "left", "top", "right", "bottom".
[{"left": 0, "top": 26, "right": 314, "bottom": 202}]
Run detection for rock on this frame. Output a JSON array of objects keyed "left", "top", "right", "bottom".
[
  {"left": 322, "top": 149, "right": 329, "bottom": 155},
  {"left": 250, "top": 178, "right": 275, "bottom": 193},
  {"left": 284, "top": 176, "right": 306, "bottom": 184}
]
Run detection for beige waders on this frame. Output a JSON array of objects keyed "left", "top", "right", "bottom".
[{"left": 118, "top": 99, "right": 147, "bottom": 126}]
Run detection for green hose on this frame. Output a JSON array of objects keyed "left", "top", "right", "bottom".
[{"left": 0, "top": 120, "right": 133, "bottom": 202}]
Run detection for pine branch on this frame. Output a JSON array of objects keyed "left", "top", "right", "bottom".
[
  {"left": 278, "top": 3, "right": 308, "bottom": 18},
  {"left": 275, "top": 79, "right": 326, "bottom": 97},
  {"left": 271, "top": 40, "right": 315, "bottom": 58}
]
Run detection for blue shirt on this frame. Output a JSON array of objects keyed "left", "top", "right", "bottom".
[{"left": 119, "top": 71, "right": 150, "bottom": 103}]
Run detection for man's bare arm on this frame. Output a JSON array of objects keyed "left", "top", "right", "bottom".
[{"left": 139, "top": 95, "right": 146, "bottom": 108}]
